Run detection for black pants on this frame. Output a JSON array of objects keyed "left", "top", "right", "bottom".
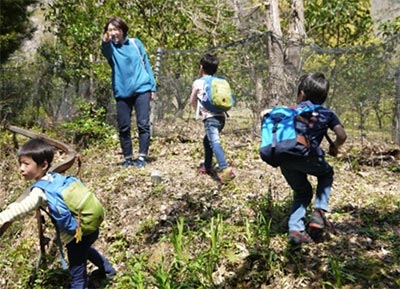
[
  {"left": 66, "top": 229, "right": 114, "bottom": 289},
  {"left": 116, "top": 91, "right": 151, "bottom": 159}
]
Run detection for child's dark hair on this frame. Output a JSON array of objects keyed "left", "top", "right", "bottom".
[
  {"left": 18, "top": 138, "right": 54, "bottom": 167},
  {"left": 200, "top": 53, "right": 219, "bottom": 75},
  {"left": 297, "top": 72, "right": 329, "bottom": 104},
  {"left": 104, "top": 16, "right": 129, "bottom": 38}
]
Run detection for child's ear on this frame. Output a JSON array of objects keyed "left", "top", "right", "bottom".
[
  {"left": 296, "top": 90, "right": 305, "bottom": 104},
  {"left": 41, "top": 160, "right": 49, "bottom": 171}
]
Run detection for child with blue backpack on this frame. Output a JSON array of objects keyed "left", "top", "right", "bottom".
[
  {"left": 0, "top": 138, "right": 116, "bottom": 289},
  {"left": 190, "top": 53, "right": 235, "bottom": 183},
  {"left": 279, "top": 72, "right": 347, "bottom": 245}
]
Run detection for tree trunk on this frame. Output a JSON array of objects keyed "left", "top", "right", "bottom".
[
  {"left": 262, "top": 0, "right": 286, "bottom": 109},
  {"left": 89, "top": 54, "right": 94, "bottom": 100},
  {"left": 286, "top": 0, "right": 305, "bottom": 73},
  {"left": 395, "top": 67, "right": 400, "bottom": 145},
  {"left": 262, "top": 0, "right": 305, "bottom": 109}
]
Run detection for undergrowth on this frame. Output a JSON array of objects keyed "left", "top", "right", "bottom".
[{"left": 0, "top": 124, "right": 399, "bottom": 289}]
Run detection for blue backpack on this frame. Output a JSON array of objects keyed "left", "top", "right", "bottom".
[
  {"left": 199, "top": 75, "right": 234, "bottom": 113},
  {"left": 33, "top": 172, "right": 104, "bottom": 242},
  {"left": 259, "top": 105, "right": 322, "bottom": 167}
]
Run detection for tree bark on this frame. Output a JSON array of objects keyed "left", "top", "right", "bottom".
[
  {"left": 262, "top": 0, "right": 286, "bottom": 108},
  {"left": 262, "top": 0, "right": 305, "bottom": 109},
  {"left": 395, "top": 67, "right": 400, "bottom": 145},
  {"left": 286, "top": 0, "right": 306, "bottom": 73}
]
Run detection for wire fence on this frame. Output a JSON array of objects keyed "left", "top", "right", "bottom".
[
  {"left": 1, "top": 32, "right": 399, "bottom": 143},
  {"left": 152, "top": 32, "right": 400, "bottom": 142}
]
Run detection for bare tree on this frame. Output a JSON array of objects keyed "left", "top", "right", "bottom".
[{"left": 261, "top": 0, "right": 306, "bottom": 108}]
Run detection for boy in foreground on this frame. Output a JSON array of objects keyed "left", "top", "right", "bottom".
[
  {"left": 281, "top": 73, "right": 347, "bottom": 245},
  {"left": 190, "top": 53, "right": 235, "bottom": 183},
  {"left": 0, "top": 138, "right": 116, "bottom": 289}
]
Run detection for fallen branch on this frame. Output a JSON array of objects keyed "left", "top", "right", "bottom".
[{"left": 7, "top": 125, "right": 80, "bottom": 174}]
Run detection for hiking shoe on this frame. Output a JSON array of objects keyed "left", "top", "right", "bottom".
[
  {"left": 133, "top": 158, "right": 147, "bottom": 168},
  {"left": 219, "top": 167, "right": 236, "bottom": 184},
  {"left": 120, "top": 159, "right": 134, "bottom": 167},
  {"left": 309, "top": 209, "right": 334, "bottom": 231},
  {"left": 288, "top": 231, "right": 313, "bottom": 245},
  {"left": 198, "top": 163, "right": 213, "bottom": 175},
  {"left": 90, "top": 267, "right": 117, "bottom": 280},
  {"left": 308, "top": 209, "right": 334, "bottom": 242}
]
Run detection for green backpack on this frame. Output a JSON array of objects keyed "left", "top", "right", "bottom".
[
  {"left": 33, "top": 172, "right": 104, "bottom": 242},
  {"left": 200, "top": 75, "right": 235, "bottom": 113}
]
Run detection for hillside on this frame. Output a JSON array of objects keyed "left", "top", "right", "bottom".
[{"left": 0, "top": 119, "right": 399, "bottom": 289}]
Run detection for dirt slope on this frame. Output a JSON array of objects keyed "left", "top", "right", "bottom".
[{"left": 0, "top": 121, "right": 399, "bottom": 288}]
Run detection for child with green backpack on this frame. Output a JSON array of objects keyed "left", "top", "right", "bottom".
[
  {"left": 0, "top": 138, "right": 116, "bottom": 289},
  {"left": 190, "top": 53, "right": 235, "bottom": 183}
]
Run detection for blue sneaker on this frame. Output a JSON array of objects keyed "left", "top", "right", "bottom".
[
  {"left": 120, "top": 159, "right": 134, "bottom": 167},
  {"left": 133, "top": 158, "right": 147, "bottom": 168},
  {"left": 90, "top": 268, "right": 116, "bottom": 280}
]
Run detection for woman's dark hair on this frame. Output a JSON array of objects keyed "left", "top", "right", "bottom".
[
  {"left": 297, "top": 72, "right": 329, "bottom": 104},
  {"left": 17, "top": 138, "right": 54, "bottom": 167},
  {"left": 200, "top": 53, "right": 219, "bottom": 75},
  {"left": 103, "top": 17, "right": 129, "bottom": 38}
]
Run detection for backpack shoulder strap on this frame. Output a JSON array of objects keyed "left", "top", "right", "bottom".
[
  {"left": 296, "top": 104, "right": 320, "bottom": 114},
  {"left": 200, "top": 75, "right": 213, "bottom": 85},
  {"left": 33, "top": 172, "right": 57, "bottom": 190},
  {"left": 129, "top": 38, "right": 145, "bottom": 70},
  {"left": 33, "top": 172, "right": 68, "bottom": 192},
  {"left": 34, "top": 172, "right": 69, "bottom": 270}
]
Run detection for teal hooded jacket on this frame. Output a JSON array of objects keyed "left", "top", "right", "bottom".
[{"left": 101, "top": 36, "right": 156, "bottom": 98}]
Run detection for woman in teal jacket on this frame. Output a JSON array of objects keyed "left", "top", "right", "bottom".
[{"left": 101, "top": 17, "right": 156, "bottom": 168}]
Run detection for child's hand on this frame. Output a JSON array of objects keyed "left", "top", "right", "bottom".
[{"left": 328, "top": 144, "right": 338, "bottom": 157}]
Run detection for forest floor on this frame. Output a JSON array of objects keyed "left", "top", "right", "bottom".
[{"left": 0, "top": 118, "right": 399, "bottom": 289}]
